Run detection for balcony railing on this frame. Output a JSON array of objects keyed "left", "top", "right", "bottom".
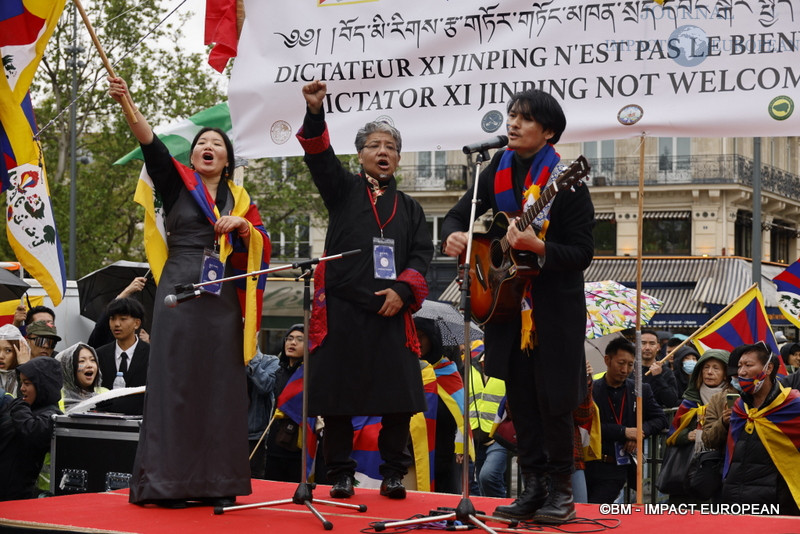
[
  {"left": 588, "top": 154, "right": 800, "bottom": 200},
  {"left": 395, "top": 164, "right": 469, "bottom": 191}
]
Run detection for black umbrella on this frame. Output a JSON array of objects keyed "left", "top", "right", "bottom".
[
  {"left": 413, "top": 299, "right": 483, "bottom": 347},
  {"left": 0, "top": 268, "right": 30, "bottom": 301},
  {"left": 77, "top": 261, "right": 155, "bottom": 331}
]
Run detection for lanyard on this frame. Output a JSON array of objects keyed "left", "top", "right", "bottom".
[
  {"left": 608, "top": 391, "right": 626, "bottom": 426},
  {"left": 367, "top": 185, "right": 398, "bottom": 238}
]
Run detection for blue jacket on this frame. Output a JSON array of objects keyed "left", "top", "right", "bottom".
[{"left": 246, "top": 352, "right": 279, "bottom": 440}]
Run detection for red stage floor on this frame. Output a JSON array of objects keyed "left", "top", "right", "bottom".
[{"left": 0, "top": 480, "right": 798, "bottom": 534}]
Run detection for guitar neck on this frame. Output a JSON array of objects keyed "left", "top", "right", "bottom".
[
  {"left": 517, "top": 182, "right": 558, "bottom": 231},
  {"left": 499, "top": 181, "right": 558, "bottom": 253}
]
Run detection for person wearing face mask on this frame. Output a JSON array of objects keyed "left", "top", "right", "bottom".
[
  {"left": 55, "top": 344, "right": 109, "bottom": 413},
  {"left": 672, "top": 345, "right": 701, "bottom": 399},
  {"left": 720, "top": 343, "right": 800, "bottom": 514},
  {"left": 662, "top": 349, "right": 731, "bottom": 503}
]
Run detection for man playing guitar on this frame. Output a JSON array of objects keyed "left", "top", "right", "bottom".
[{"left": 441, "top": 89, "right": 595, "bottom": 524}]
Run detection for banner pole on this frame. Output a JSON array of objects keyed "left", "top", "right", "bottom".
[
  {"left": 635, "top": 134, "right": 645, "bottom": 504},
  {"left": 72, "top": 0, "right": 137, "bottom": 123}
]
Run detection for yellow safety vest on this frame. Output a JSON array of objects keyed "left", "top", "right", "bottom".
[{"left": 467, "top": 364, "right": 505, "bottom": 433}]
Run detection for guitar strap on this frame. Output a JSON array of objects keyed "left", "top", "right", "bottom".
[{"left": 493, "top": 144, "right": 561, "bottom": 350}]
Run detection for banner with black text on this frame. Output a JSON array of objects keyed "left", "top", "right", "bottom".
[{"left": 229, "top": 0, "right": 800, "bottom": 158}]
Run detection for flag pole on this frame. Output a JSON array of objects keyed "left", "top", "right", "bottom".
[
  {"left": 72, "top": 0, "right": 137, "bottom": 123},
  {"left": 647, "top": 281, "right": 759, "bottom": 374},
  {"left": 635, "top": 133, "right": 645, "bottom": 504}
]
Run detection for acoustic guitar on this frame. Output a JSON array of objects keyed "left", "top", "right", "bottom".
[{"left": 465, "top": 156, "right": 590, "bottom": 324}]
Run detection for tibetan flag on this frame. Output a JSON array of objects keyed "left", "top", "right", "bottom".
[
  {"left": 276, "top": 364, "right": 304, "bottom": 423},
  {"left": 470, "top": 339, "right": 484, "bottom": 361},
  {"left": 275, "top": 364, "right": 319, "bottom": 473},
  {"left": 0, "top": 294, "right": 43, "bottom": 325},
  {"left": 409, "top": 361, "right": 438, "bottom": 491},
  {"left": 773, "top": 257, "right": 800, "bottom": 330},
  {"left": 581, "top": 400, "right": 602, "bottom": 462},
  {"left": 351, "top": 416, "right": 384, "bottom": 488},
  {"left": 694, "top": 286, "right": 788, "bottom": 376},
  {"left": 0, "top": 0, "right": 67, "bottom": 306},
  {"left": 665, "top": 399, "right": 703, "bottom": 446},
  {"left": 724, "top": 386, "right": 800, "bottom": 506},
  {"left": 433, "top": 358, "right": 473, "bottom": 459},
  {"left": 205, "top": 0, "right": 242, "bottom": 73}
]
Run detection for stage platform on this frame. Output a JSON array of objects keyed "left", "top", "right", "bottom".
[{"left": 0, "top": 479, "right": 798, "bottom": 533}]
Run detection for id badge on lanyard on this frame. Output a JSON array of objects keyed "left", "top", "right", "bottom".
[
  {"left": 367, "top": 185, "right": 399, "bottom": 281},
  {"left": 373, "top": 237, "right": 397, "bottom": 280},
  {"left": 200, "top": 241, "right": 224, "bottom": 296}
]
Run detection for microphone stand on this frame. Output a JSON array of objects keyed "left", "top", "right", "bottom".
[
  {"left": 170, "top": 249, "right": 362, "bottom": 297},
  {"left": 374, "top": 151, "right": 516, "bottom": 533},
  {"left": 214, "top": 251, "right": 367, "bottom": 530}
]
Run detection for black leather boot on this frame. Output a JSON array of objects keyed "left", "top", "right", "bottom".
[
  {"left": 493, "top": 473, "right": 549, "bottom": 520},
  {"left": 533, "top": 473, "right": 575, "bottom": 524}
]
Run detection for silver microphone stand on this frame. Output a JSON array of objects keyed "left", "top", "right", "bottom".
[{"left": 213, "top": 251, "right": 367, "bottom": 530}]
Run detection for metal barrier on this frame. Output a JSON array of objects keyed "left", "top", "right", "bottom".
[{"left": 504, "top": 407, "right": 677, "bottom": 504}]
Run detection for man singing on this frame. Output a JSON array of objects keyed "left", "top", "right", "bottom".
[
  {"left": 441, "top": 89, "right": 594, "bottom": 524},
  {"left": 296, "top": 80, "right": 433, "bottom": 500}
]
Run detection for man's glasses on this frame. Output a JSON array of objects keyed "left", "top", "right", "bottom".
[
  {"left": 28, "top": 336, "right": 56, "bottom": 349},
  {"left": 286, "top": 335, "right": 304, "bottom": 343}
]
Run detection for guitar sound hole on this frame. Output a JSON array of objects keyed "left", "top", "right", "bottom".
[{"left": 489, "top": 240, "right": 504, "bottom": 268}]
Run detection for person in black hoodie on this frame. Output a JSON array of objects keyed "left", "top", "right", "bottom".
[{"left": 0, "top": 357, "right": 63, "bottom": 501}]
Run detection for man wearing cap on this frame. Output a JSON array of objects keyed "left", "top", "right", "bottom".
[{"left": 25, "top": 320, "right": 61, "bottom": 358}]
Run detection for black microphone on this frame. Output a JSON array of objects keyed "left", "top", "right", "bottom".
[
  {"left": 164, "top": 288, "right": 202, "bottom": 308},
  {"left": 462, "top": 135, "right": 508, "bottom": 154}
]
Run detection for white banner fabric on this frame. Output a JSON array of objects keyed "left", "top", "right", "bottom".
[{"left": 229, "top": 0, "right": 800, "bottom": 158}]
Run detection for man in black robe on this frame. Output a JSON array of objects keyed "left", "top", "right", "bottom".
[
  {"left": 441, "top": 89, "right": 594, "bottom": 524},
  {"left": 297, "top": 80, "right": 433, "bottom": 500}
]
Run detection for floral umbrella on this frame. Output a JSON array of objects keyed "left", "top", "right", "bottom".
[{"left": 585, "top": 280, "right": 663, "bottom": 339}]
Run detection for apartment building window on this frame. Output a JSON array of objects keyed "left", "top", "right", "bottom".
[
  {"left": 418, "top": 151, "right": 447, "bottom": 179},
  {"left": 272, "top": 216, "right": 310, "bottom": 259},
  {"left": 583, "top": 140, "right": 615, "bottom": 184},
  {"left": 426, "top": 215, "right": 447, "bottom": 257},
  {"left": 642, "top": 212, "right": 691, "bottom": 255},
  {"left": 658, "top": 137, "right": 691, "bottom": 181},
  {"left": 771, "top": 220, "right": 793, "bottom": 264},
  {"left": 734, "top": 210, "right": 752, "bottom": 257},
  {"left": 594, "top": 213, "right": 616, "bottom": 255}
]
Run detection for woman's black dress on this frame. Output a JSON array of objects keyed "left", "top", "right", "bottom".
[{"left": 129, "top": 137, "right": 251, "bottom": 503}]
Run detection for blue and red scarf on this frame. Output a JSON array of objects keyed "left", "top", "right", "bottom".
[
  {"left": 493, "top": 145, "right": 560, "bottom": 349},
  {"left": 169, "top": 161, "right": 271, "bottom": 364}
]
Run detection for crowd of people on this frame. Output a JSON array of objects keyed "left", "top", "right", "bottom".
[{"left": 0, "top": 75, "right": 798, "bottom": 524}]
